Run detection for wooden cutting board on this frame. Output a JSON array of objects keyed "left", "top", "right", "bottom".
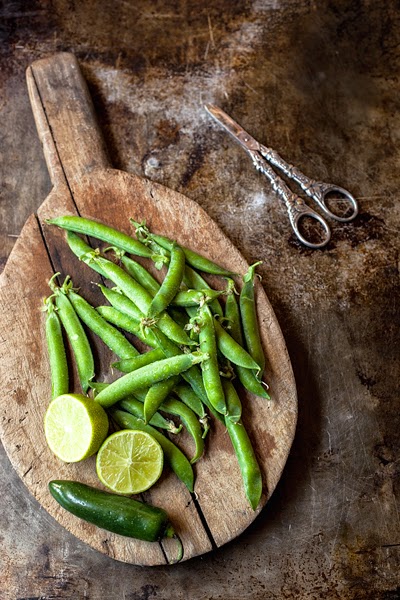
[{"left": 0, "top": 53, "right": 297, "bottom": 565}]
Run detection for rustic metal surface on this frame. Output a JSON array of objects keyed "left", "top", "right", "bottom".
[{"left": 1, "top": 0, "right": 399, "bottom": 598}]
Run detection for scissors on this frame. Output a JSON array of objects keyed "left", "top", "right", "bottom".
[{"left": 204, "top": 104, "right": 358, "bottom": 249}]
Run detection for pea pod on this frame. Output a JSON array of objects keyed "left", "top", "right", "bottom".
[
  {"left": 118, "top": 397, "right": 182, "bottom": 434},
  {"left": 225, "top": 287, "right": 270, "bottom": 399},
  {"left": 240, "top": 262, "right": 265, "bottom": 380},
  {"left": 131, "top": 219, "right": 235, "bottom": 277},
  {"left": 213, "top": 318, "right": 261, "bottom": 371},
  {"left": 183, "top": 265, "right": 223, "bottom": 317},
  {"left": 96, "top": 306, "right": 159, "bottom": 348},
  {"left": 111, "top": 409, "right": 194, "bottom": 492},
  {"left": 48, "top": 480, "right": 183, "bottom": 562},
  {"left": 65, "top": 231, "right": 107, "bottom": 277},
  {"left": 64, "top": 287, "right": 140, "bottom": 359},
  {"left": 143, "top": 376, "right": 179, "bottom": 424},
  {"left": 113, "top": 348, "right": 165, "bottom": 373},
  {"left": 94, "top": 352, "right": 207, "bottom": 408},
  {"left": 97, "top": 284, "right": 143, "bottom": 320},
  {"left": 91, "top": 255, "right": 193, "bottom": 347},
  {"left": 197, "top": 304, "right": 227, "bottom": 416},
  {"left": 225, "top": 418, "right": 263, "bottom": 510},
  {"left": 52, "top": 282, "right": 94, "bottom": 393},
  {"left": 44, "top": 296, "right": 69, "bottom": 400},
  {"left": 171, "top": 288, "right": 223, "bottom": 308},
  {"left": 160, "top": 397, "right": 205, "bottom": 463},
  {"left": 46, "top": 215, "right": 153, "bottom": 258},
  {"left": 222, "top": 378, "right": 242, "bottom": 424},
  {"left": 148, "top": 243, "right": 186, "bottom": 318},
  {"left": 121, "top": 254, "right": 160, "bottom": 297}
]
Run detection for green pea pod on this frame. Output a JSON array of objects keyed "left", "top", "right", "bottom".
[
  {"left": 121, "top": 254, "right": 161, "bottom": 297},
  {"left": 92, "top": 255, "right": 194, "bottom": 347},
  {"left": 171, "top": 288, "right": 223, "bottom": 307},
  {"left": 213, "top": 318, "right": 261, "bottom": 371},
  {"left": 48, "top": 480, "right": 183, "bottom": 563},
  {"left": 53, "top": 289, "right": 94, "bottom": 393},
  {"left": 118, "top": 397, "right": 182, "bottom": 434},
  {"left": 143, "top": 376, "right": 179, "bottom": 424},
  {"left": 97, "top": 284, "right": 143, "bottom": 320},
  {"left": 239, "top": 262, "right": 265, "bottom": 380},
  {"left": 113, "top": 348, "right": 165, "bottom": 373},
  {"left": 173, "top": 382, "right": 207, "bottom": 419},
  {"left": 183, "top": 265, "right": 223, "bottom": 317},
  {"left": 225, "top": 417, "right": 263, "bottom": 510},
  {"left": 197, "top": 304, "right": 227, "bottom": 416},
  {"left": 148, "top": 243, "right": 185, "bottom": 318},
  {"left": 65, "top": 231, "right": 108, "bottom": 277},
  {"left": 65, "top": 288, "right": 140, "bottom": 359},
  {"left": 111, "top": 409, "right": 194, "bottom": 492},
  {"left": 96, "top": 306, "right": 159, "bottom": 348},
  {"left": 44, "top": 297, "right": 69, "bottom": 400},
  {"left": 225, "top": 287, "right": 270, "bottom": 399},
  {"left": 94, "top": 352, "right": 207, "bottom": 408},
  {"left": 151, "top": 327, "right": 224, "bottom": 423},
  {"left": 160, "top": 397, "right": 205, "bottom": 463},
  {"left": 131, "top": 220, "right": 235, "bottom": 277},
  {"left": 46, "top": 216, "right": 153, "bottom": 258},
  {"left": 222, "top": 378, "right": 242, "bottom": 424}
]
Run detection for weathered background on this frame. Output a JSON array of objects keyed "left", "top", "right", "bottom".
[{"left": 1, "top": 0, "right": 399, "bottom": 598}]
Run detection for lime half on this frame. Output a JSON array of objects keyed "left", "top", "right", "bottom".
[
  {"left": 96, "top": 429, "right": 164, "bottom": 495},
  {"left": 44, "top": 394, "right": 109, "bottom": 462}
]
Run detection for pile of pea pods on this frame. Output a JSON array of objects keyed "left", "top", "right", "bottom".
[{"left": 43, "top": 216, "right": 270, "bottom": 511}]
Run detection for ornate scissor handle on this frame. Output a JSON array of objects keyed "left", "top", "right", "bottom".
[
  {"left": 259, "top": 145, "right": 358, "bottom": 223},
  {"left": 251, "top": 152, "right": 331, "bottom": 249}
]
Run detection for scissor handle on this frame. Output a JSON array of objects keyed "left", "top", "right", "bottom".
[
  {"left": 307, "top": 182, "right": 359, "bottom": 222},
  {"left": 288, "top": 197, "right": 331, "bottom": 249},
  {"left": 259, "top": 145, "right": 358, "bottom": 223}
]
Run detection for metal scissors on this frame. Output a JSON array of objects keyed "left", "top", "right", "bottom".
[{"left": 205, "top": 104, "right": 358, "bottom": 249}]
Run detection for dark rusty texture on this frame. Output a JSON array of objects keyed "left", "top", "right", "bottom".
[{"left": 1, "top": 0, "right": 399, "bottom": 598}]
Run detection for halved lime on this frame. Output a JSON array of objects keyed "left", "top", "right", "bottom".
[
  {"left": 44, "top": 394, "right": 109, "bottom": 462},
  {"left": 96, "top": 429, "right": 164, "bottom": 495}
]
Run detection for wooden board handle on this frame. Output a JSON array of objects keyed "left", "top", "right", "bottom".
[{"left": 26, "top": 53, "right": 110, "bottom": 189}]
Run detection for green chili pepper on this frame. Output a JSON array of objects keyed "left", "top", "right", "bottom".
[{"left": 48, "top": 480, "right": 183, "bottom": 562}]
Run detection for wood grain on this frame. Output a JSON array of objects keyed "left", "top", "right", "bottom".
[{"left": 0, "top": 53, "right": 297, "bottom": 565}]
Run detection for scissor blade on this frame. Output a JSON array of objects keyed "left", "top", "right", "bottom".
[{"left": 204, "top": 104, "right": 261, "bottom": 152}]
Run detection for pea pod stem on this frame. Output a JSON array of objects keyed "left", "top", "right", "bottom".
[
  {"left": 111, "top": 409, "right": 194, "bottom": 492},
  {"left": 44, "top": 296, "right": 69, "bottom": 400},
  {"left": 94, "top": 352, "right": 208, "bottom": 408}
]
